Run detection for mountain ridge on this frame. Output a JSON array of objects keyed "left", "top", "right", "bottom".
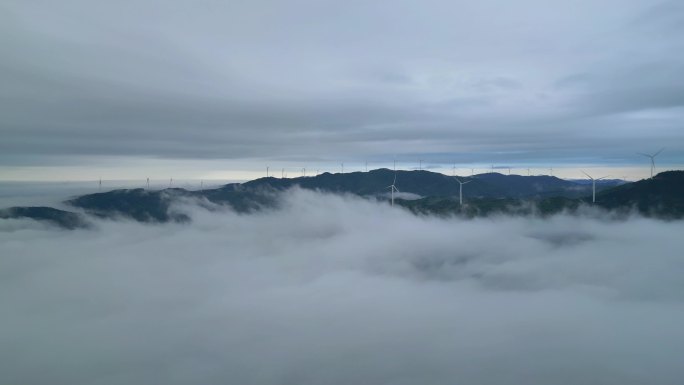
[{"left": 1, "top": 170, "right": 682, "bottom": 228}]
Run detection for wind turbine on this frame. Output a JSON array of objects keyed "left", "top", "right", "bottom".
[
  {"left": 281, "top": 168, "right": 285, "bottom": 178},
  {"left": 581, "top": 170, "right": 610, "bottom": 203},
  {"left": 452, "top": 163, "right": 456, "bottom": 177},
  {"left": 98, "top": 178, "right": 102, "bottom": 191},
  {"left": 419, "top": 159, "right": 423, "bottom": 171},
  {"left": 146, "top": 177, "right": 150, "bottom": 189},
  {"left": 455, "top": 177, "right": 471, "bottom": 206},
  {"left": 387, "top": 173, "right": 399, "bottom": 206},
  {"left": 169, "top": 178, "right": 173, "bottom": 187},
  {"left": 638, "top": 148, "right": 664, "bottom": 178},
  {"left": 266, "top": 166, "right": 269, "bottom": 177},
  {"left": 341, "top": 163, "right": 344, "bottom": 173}
]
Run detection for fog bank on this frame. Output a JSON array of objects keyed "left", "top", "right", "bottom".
[{"left": 1, "top": 189, "right": 684, "bottom": 384}]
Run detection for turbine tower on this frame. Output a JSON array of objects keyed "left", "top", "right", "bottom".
[
  {"left": 146, "top": 177, "right": 150, "bottom": 189},
  {"left": 581, "top": 170, "right": 609, "bottom": 203},
  {"left": 266, "top": 166, "right": 269, "bottom": 177},
  {"left": 98, "top": 178, "right": 102, "bottom": 191},
  {"left": 455, "top": 177, "right": 471, "bottom": 206},
  {"left": 638, "top": 148, "right": 664, "bottom": 178},
  {"left": 387, "top": 173, "right": 399, "bottom": 207}
]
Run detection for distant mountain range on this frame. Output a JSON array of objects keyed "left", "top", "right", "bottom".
[
  {"left": 242, "top": 169, "right": 621, "bottom": 199},
  {"left": 1, "top": 170, "right": 682, "bottom": 228}
]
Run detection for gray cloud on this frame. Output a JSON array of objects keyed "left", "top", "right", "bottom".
[
  {"left": 2, "top": 188, "right": 684, "bottom": 384},
  {"left": 1, "top": 0, "right": 683, "bottom": 172}
]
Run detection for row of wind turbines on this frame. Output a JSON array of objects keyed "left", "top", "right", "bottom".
[
  {"left": 95, "top": 149, "right": 666, "bottom": 206},
  {"left": 385, "top": 148, "right": 665, "bottom": 206}
]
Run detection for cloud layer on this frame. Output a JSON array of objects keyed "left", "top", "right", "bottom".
[
  {"left": 1, "top": 0, "right": 683, "bottom": 176},
  {"left": 2, "top": 189, "right": 684, "bottom": 384}
]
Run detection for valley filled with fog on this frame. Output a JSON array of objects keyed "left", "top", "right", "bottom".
[{"left": 2, "top": 188, "right": 684, "bottom": 385}]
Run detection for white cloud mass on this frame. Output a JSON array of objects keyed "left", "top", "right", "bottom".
[{"left": 2, "top": 189, "right": 684, "bottom": 384}]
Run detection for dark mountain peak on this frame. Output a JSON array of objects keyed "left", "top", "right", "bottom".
[
  {"left": 67, "top": 188, "right": 189, "bottom": 223},
  {"left": 0, "top": 206, "right": 88, "bottom": 229},
  {"left": 653, "top": 170, "right": 684, "bottom": 180},
  {"left": 594, "top": 170, "right": 684, "bottom": 218}
]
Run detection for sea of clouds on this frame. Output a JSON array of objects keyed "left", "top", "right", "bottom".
[{"left": 2, "top": 187, "right": 684, "bottom": 385}]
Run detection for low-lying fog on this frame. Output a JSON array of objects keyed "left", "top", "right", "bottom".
[{"left": 2, "top": 188, "right": 684, "bottom": 385}]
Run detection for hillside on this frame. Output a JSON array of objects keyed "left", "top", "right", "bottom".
[
  {"left": 596, "top": 171, "right": 684, "bottom": 218},
  {"left": 0, "top": 206, "right": 89, "bottom": 229},
  {"left": 2, "top": 170, "right": 682, "bottom": 228},
  {"left": 243, "top": 169, "right": 600, "bottom": 199}
]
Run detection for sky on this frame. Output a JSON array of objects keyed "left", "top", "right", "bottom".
[
  {"left": 1, "top": 0, "right": 683, "bottom": 181},
  {"left": 2, "top": 188, "right": 684, "bottom": 384}
]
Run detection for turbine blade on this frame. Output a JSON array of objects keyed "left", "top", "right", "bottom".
[
  {"left": 653, "top": 148, "right": 665, "bottom": 157},
  {"left": 598, "top": 175, "right": 610, "bottom": 180},
  {"left": 464, "top": 181, "right": 472, "bottom": 184},
  {"left": 581, "top": 170, "right": 592, "bottom": 179},
  {"left": 637, "top": 153, "right": 651, "bottom": 157}
]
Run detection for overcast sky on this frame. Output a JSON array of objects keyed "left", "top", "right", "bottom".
[{"left": 1, "top": 0, "right": 683, "bottom": 180}]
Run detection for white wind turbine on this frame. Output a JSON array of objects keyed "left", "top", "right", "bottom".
[
  {"left": 638, "top": 148, "right": 664, "bottom": 178},
  {"left": 387, "top": 173, "right": 399, "bottom": 206},
  {"left": 455, "top": 177, "right": 471, "bottom": 206},
  {"left": 581, "top": 170, "right": 609, "bottom": 203}
]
